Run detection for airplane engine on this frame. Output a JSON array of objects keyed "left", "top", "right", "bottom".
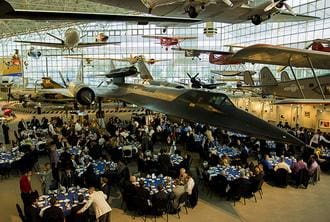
[{"left": 68, "top": 82, "right": 95, "bottom": 105}]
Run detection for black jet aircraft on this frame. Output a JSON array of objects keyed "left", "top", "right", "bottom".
[{"left": 58, "top": 69, "right": 303, "bottom": 145}]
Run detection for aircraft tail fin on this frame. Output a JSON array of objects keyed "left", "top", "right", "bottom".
[
  {"left": 109, "top": 60, "right": 116, "bottom": 71},
  {"left": 260, "top": 67, "right": 277, "bottom": 95},
  {"left": 260, "top": 67, "right": 278, "bottom": 86},
  {"left": 137, "top": 60, "right": 154, "bottom": 80},
  {"left": 243, "top": 71, "right": 254, "bottom": 86},
  {"left": 280, "top": 71, "right": 290, "bottom": 81},
  {"left": 77, "top": 60, "right": 83, "bottom": 82}
]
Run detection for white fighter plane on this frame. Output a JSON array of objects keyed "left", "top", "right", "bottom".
[
  {"left": 14, "top": 28, "right": 121, "bottom": 52},
  {"left": 87, "top": 0, "right": 318, "bottom": 25}
]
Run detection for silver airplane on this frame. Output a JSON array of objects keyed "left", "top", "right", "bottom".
[
  {"left": 86, "top": 0, "right": 318, "bottom": 25},
  {"left": 14, "top": 28, "right": 120, "bottom": 52}
]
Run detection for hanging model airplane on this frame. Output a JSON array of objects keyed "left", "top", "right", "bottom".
[
  {"left": 172, "top": 44, "right": 330, "bottom": 70},
  {"left": 258, "top": 67, "right": 330, "bottom": 100},
  {"left": 142, "top": 35, "right": 197, "bottom": 50},
  {"left": 0, "top": 0, "right": 201, "bottom": 24},
  {"left": 27, "top": 47, "right": 42, "bottom": 59},
  {"left": 65, "top": 54, "right": 170, "bottom": 65},
  {"left": 186, "top": 73, "right": 225, "bottom": 89},
  {"left": 14, "top": 28, "right": 121, "bottom": 52},
  {"left": 86, "top": 0, "right": 318, "bottom": 25}
]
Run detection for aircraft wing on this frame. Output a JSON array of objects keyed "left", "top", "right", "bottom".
[
  {"left": 14, "top": 41, "right": 64, "bottom": 48},
  {"left": 269, "top": 12, "right": 319, "bottom": 23},
  {"left": 273, "top": 99, "right": 330, "bottom": 105},
  {"left": 76, "top": 42, "right": 121, "bottom": 48},
  {"left": 232, "top": 44, "right": 330, "bottom": 69},
  {"left": 0, "top": 0, "right": 200, "bottom": 24},
  {"left": 37, "top": 88, "right": 74, "bottom": 98},
  {"left": 94, "top": 84, "right": 304, "bottom": 145},
  {"left": 172, "top": 47, "right": 233, "bottom": 55}
]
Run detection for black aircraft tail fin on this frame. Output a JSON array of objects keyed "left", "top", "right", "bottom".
[
  {"left": 243, "top": 71, "right": 254, "bottom": 86},
  {"left": 137, "top": 60, "right": 154, "bottom": 80},
  {"left": 280, "top": 71, "right": 290, "bottom": 81}
]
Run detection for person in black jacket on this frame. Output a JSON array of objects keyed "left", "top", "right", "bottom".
[
  {"left": 158, "top": 149, "right": 171, "bottom": 176},
  {"left": 25, "top": 196, "right": 41, "bottom": 222},
  {"left": 70, "top": 194, "right": 88, "bottom": 222},
  {"left": 41, "top": 197, "right": 64, "bottom": 222}
]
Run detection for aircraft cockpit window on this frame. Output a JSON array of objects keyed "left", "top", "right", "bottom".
[{"left": 208, "top": 94, "right": 233, "bottom": 108}]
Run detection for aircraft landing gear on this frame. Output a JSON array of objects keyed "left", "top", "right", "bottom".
[
  {"left": 187, "top": 6, "right": 198, "bottom": 18},
  {"left": 251, "top": 15, "right": 262, "bottom": 25}
]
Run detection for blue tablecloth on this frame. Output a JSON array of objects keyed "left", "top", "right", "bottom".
[
  {"left": 268, "top": 156, "right": 295, "bottom": 167},
  {"left": 0, "top": 151, "right": 24, "bottom": 167},
  {"left": 209, "top": 146, "right": 240, "bottom": 158},
  {"left": 207, "top": 165, "right": 242, "bottom": 181},
  {"left": 76, "top": 160, "right": 117, "bottom": 177},
  {"left": 170, "top": 154, "right": 183, "bottom": 166},
  {"left": 58, "top": 147, "right": 81, "bottom": 156},
  {"left": 38, "top": 187, "right": 89, "bottom": 217},
  {"left": 138, "top": 175, "right": 174, "bottom": 195}
]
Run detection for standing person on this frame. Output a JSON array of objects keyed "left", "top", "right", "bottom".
[
  {"left": 2, "top": 121, "right": 10, "bottom": 144},
  {"left": 309, "top": 129, "right": 330, "bottom": 148},
  {"left": 49, "top": 146, "right": 60, "bottom": 181},
  {"left": 20, "top": 170, "right": 33, "bottom": 213},
  {"left": 77, "top": 187, "right": 112, "bottom": 222},
  {"left": 39, "top": 163, "right": 53, "bottom": 194}
]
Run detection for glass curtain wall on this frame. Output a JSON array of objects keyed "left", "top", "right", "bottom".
[{"left": 0, "top": 0, "right": 329, "bottom": 87}]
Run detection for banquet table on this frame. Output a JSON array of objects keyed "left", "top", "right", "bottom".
[
  {"left": 170, "top": 154, "right": 184, "bottom": 166},
  {"left": 58, "top": 146, "right": 81, "bottom": 156},
  {"left": 0, "top": 150, "right": 24, "bottom": 167},
  {"left": 137, "top": 175, "right": 174, "bottom": 195},
  {"left": 207, "top": 165, "right": 243, "bottom": 181},
  {"left": 268, "top": 156, "right": 296, "bottom": 167},
  {"left": 38, "top": 187, "right": 88, "bottom": 217},
  {"left": 76, "top": 160, "right": 117, "bottom": 177},
  {"left": 209, "top": 146, "right": 240, "bottom": 158}
]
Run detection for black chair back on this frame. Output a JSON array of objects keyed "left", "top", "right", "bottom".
[
  {"left": 16, "top": 204, "right": 26, "bottom": 222},
  {"left": 274, "top": 168, "right": 288, "bottom": 187}
]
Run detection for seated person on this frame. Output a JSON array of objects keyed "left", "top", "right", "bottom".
[
  {"left": 26, "top": 196, "right": 41, "bottom": 222},
  {"left": 171, "top": 179, "right": 185, "bottom": 209},
  {"left": 40, "top": 197, "right": 64, "bottom": 222},
  {"left": 308, "top": 155, "right": 319, "bottom": 176},
  {"left": 219, "top": 154, "right": 230, "bottom": 166},
  {"left": 184, "top": 172, "right": 195, "bottom": 195},
  {"left": 260, "top": 154, "right": 273, "bottom": 172},
  {"left": 178, "top": 168, "right": 187, "bottom": 183},
  {"left": 291, "top": 157, "right": 307, "bottom": 175},
  {"left": 274, "top": 156, "right": 292, "bottom": 173},
  {"left": 71, "top": 194, "right": 88, "bottom": 222}
]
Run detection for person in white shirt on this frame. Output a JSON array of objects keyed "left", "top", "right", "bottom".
[
  {"left": 274, "top": 156, "right": 292, "bottom": 173},
  {"left": 309, "top": 130, "right": 330, "bottom": 148},
  {"left": 184, "top": 173, "right": 195, "bottom": 195},
  {"left": 77, "top": 187, "right": 112, "bottom": 222}
]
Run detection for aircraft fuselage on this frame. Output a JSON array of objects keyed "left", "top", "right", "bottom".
[{"left": 64, "top": 28, "right": 80, "bottom": 50}]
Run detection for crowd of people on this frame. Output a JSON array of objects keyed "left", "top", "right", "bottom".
[{"left": 0, "top": 112, "right": 328, "bottom": 222}]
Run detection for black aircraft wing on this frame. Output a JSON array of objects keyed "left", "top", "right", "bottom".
[
  {"left": 0, "top": 0, "right": 200, "bottom": 24},
  {"left": 94, "top": 84, "right": 304, "bottom": 145}
]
